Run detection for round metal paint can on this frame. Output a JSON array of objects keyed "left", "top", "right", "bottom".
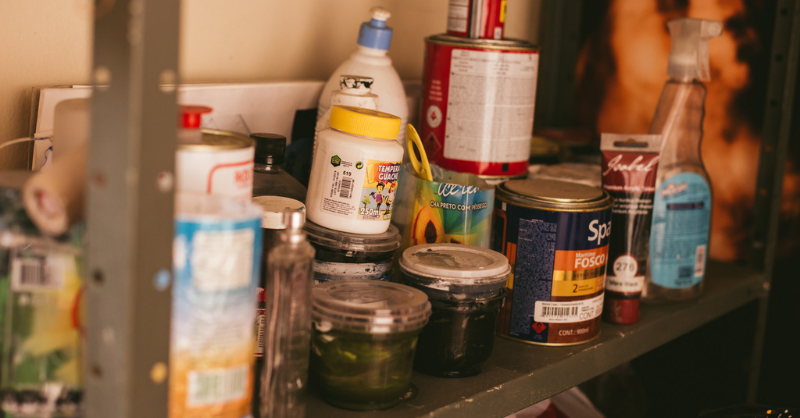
[
  {"left": 492, "top": 179, "right": 613, "bottom": 346},
  {"left": 176, "top": 129, "right": 255, "bottom": 200},
  {"left": 420, "top": 35, "right": 539, "bottom": 178},
  {"left": 447, "top": 0, "right": 506, "bottom": 39}
]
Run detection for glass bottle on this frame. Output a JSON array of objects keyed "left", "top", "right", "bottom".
[
  {"left": 251, "top": 133, "right": 307, "bottom": 203},
  {"left": 260, "top": 211, "right": 315, "bottom": 418}
]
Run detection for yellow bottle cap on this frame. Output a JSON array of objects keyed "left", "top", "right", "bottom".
[{"left": 329, "top": 105, "right": 401, "bottom": 140}]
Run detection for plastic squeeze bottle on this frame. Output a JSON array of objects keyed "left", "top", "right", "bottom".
[
  {"left": 317, "top": 7, "right": 408, "bottom": 145},
  {"left": 643, "top": 18, "right": 722, "bottom": 302},
  {"left": 315, "top": 75, "right": 379, "bottom": 144}
]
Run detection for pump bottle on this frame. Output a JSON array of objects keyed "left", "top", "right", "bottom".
[
  {"left": 317, "top": 7, "right": 408, "bottom": 145},
  {"left": 643, "top": 18, "right": 722, "bottom": 302}
]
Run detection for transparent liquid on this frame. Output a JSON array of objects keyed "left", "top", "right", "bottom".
[{"left": 643, "top": 79, "right": 711, "bottom": 302}]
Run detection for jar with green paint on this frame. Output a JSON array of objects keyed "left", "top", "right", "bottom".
[{"left": 310, "top": 280, "right": 431, "bottom": 410}]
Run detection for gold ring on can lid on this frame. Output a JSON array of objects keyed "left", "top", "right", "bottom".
[
  {"left": 179, "top": 129, "right": 254, "bottom": 151},
  {"left": 426, "top": 34, "right": 538, "bottom": 51},
  {"left": 497, "top": 179, "right": 613, "bottom": 211}
]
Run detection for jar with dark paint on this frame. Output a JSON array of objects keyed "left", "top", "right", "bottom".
[
  {"left": 399, "top": 244, "right": 510, "bottom": 378},
  {"left": 304, "top": 221, "right": 400, "bottom": 284},
  {"left": 310, "top": 280, "right": 430, "bottom": 410}
]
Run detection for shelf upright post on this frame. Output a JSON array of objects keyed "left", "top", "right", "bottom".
[
  {"left": 534, "top": 0, "right": 582, "bottom": 128},
  {"left": 746, "top": 0, "right": 800, "bottom": 402},
  {"left": 85, "top": 0, "right": 180, "bottom": 416}
]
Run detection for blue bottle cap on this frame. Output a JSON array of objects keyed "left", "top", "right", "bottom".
[{"left": 357, "top": 7, "right": 393, "bottom": 51}]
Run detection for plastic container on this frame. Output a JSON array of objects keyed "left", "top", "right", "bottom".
[
  {"left": 310, "top": 280, "right": 431, "bottom": 410},
  {"left": 306, "top": 106, "right": 403, "bottom": 234},
  {"left": 251, "top": 133, "right": 307, "bottom": 203},
  {"left": 644, "top": 18, "right": 722, "bottom": 302},
  {"left": 304, "top": 220, "right": 400, "bottom": 284},
  {"left": 399, "top": 244, "right": 510, "bottom": 377},
  {"left": 317, "top": 7, "right": 408, "bottom": 146},
  {"left": 315, "top": 75, "right": 379, "bottom": 145}
]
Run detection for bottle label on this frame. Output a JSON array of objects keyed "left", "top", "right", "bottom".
[
  {"left": 650, "top": 173, "right": 711, "bottom": 289},
  {"left": 320, "top": 156, "right": 401, "bottom": 222}
]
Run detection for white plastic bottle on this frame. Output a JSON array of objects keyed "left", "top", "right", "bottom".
[
  {"left": 317, "top": 7, "right": 408, "bottom": 146},
  {"left": 314, "top": 75, "right": 379, "bottom": 144},
  {"left": 306, "top": 106, "right": 403, "bottom": 234}
]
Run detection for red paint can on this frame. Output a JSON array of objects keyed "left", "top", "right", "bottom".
[
  {"left": 447, "top": 0, "right": 507, "bottom": 39},
  {"left": 420, "top": 35, "right": 539, "bottom": 178}
]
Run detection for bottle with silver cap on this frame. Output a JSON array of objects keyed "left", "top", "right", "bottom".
[{"left": 260, "top": 210, "right": 315, "bottom": 418}]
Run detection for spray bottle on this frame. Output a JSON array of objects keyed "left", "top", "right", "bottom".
[
  {"left": 317, "top": 7, "right": 408, "bottom": 145},
  {"left": 643, "top": 18, "right": 722, "bottom": 302}
]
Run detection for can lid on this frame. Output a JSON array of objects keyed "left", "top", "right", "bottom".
[
  {"left": 304, "top": 220, "right": 400, "bottom": 253},
  {"left": 312, "top": 280, "right": 431, "bottom": 334},
  {"left": 329, "top": 105, "right": 401, "bottom": 140},
  {"left": 251, "top": 133, "right": 286, "bottom": 166},
  {"left": 501, "top": 179, "right": 605, "bottom": 204},
  {"left": 399, "top": 244, "right": 510, "bottom": 292},
  {"left": 251, "top": 196, "right": 305, "bottom": 229}
]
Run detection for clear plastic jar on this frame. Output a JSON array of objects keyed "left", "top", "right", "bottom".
[
  {"left": 304, "top": 220, "right": 400, "bottom": 284},
  {"left": 399, "top": 244, "right": 510, "bottom": 377},
  {"left": 310, "top": 280, "right": 430, "bottom": 410}
]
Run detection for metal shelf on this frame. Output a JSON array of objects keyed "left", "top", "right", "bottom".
[{"left": 305, "top": 261, "right": 766, "bottom": 418}]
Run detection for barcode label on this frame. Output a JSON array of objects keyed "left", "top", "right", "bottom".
[
  {"left": 694, "top": 245, "right": 706, "bottom": 277},
  {"left": 10, "top": 251, "right": 64, "bottom": 291},
  {"left": 534, "top": 294, "right": 604, "bottom": 324},
  {"left": 187, "top": 365, "right": 248, "bottom": 406},
  {"left": 541, "top": 306, "right": 578, "bottom": 318},
  {"left": 339, "top": 177, "right": 354, "bottom": 199}
]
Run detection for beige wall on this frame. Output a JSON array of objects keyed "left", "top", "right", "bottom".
[{"left": 0, "top": 0, "right": 541, "bottom": 170}]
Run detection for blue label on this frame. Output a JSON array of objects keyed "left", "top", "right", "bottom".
[{"left": 649, "top": 173, "right": 711, "bottom": 289}]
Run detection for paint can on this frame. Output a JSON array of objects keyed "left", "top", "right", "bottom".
[
  {"left": 170, "top": 193, "right": 263, "bottom": 418},
  {"left": 447, "top": 0, "right": 506, "bottom": 39},
  {"left": 176, "top": 129, "right": 255, "bottom": 201},
  {"left": 420, "top": 35, "right": 539, "bottom": 178},
  {"left": 493, "top": 179, "right": 612, "bottom": 346}
]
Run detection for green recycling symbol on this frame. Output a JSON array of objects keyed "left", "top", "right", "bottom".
[{"left": 330, "top": 155, "right": 341, "bottom": 167}]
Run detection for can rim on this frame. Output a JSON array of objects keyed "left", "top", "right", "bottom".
[
  {"left": 497, "top": 179, "right": 613, "bottom": 212},
  {"left": 426, "top": 33, "right": 539, "bottom": 51},
  {"left": 179, "top": 129, "right": 254, "bottom": 151}
]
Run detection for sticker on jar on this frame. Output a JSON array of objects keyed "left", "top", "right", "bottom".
[
  {"left": 319, "top": 155, "right": 401, "bottom": 222},
  {"left": 533, "top": 294, "right": 604, "bottom": 324}
]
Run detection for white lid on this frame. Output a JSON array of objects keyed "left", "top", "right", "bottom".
[
  {"left": 251, "top": 196, "right": 305, "bottom": 229},
  {"left": 399, "top": 244, "right": 510, "bottom": 291}
]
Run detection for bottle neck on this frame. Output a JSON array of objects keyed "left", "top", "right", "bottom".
[
  {"left": 254, "top": 163, "right": 282, "bottom": 173},
  {"left": 279, "top": 229, "right": 306, "bottom": 245}
]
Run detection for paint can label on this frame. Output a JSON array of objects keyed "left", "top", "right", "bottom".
[
  {"left": 318, "top": 152, "right": 401, "bottom": 222},
  {"left": 421, "top": 40, "right": 538, "bottom": 177},
  {"left": 494, "top": 202, "right": 611, "bottom": 345},
  {"left": 650, "top": 173, "right": 711, "bottom": 289},
  {"left": 176, "top": 146, "right": 254, "bottom": 201},
  {"left": 170, "top": 215, "right": 262, "bottom": 418},
  {"left": 447, "top": 0, "right": 506, "bottom": 39}
]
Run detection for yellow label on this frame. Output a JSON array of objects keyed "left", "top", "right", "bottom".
[
  {"left": 500, "top": 0, "right": 507, "bottom": 22},
  {"left": 552, "top": 275, "right": 605, "bottom": 297}
]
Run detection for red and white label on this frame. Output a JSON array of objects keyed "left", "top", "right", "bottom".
[
  {"left": 421, "top": 40, "right": 538, "bottom": 177},
  {"left": 176, "top": 146, "right": 254, "bottom": 201}
]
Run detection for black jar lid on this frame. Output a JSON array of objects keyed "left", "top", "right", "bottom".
[
  {"left": 304, "top": 220, "right": 400, "bottom": 254},
  {"left": 399, "top": 244, "right": 510, "bottom": 295},
  {"left": 312, "top": 280, "right": 431, "bottom": 334}
]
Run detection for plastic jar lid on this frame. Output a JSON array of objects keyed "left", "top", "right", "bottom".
[
  {"left": 399, "top": 244, "right": 511, "bottom": 294},
  {"left": 329, "top": 105, "right": 401, "bottom": 140},
  {"left": 252, "top": 196, "right": 305, "bottom": 229},
  {"left": 312, "top": 280, "right": 431, "bottom": 334},
  {"left": 304, "top": 220, "right": 400, "bottom": 254}
]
